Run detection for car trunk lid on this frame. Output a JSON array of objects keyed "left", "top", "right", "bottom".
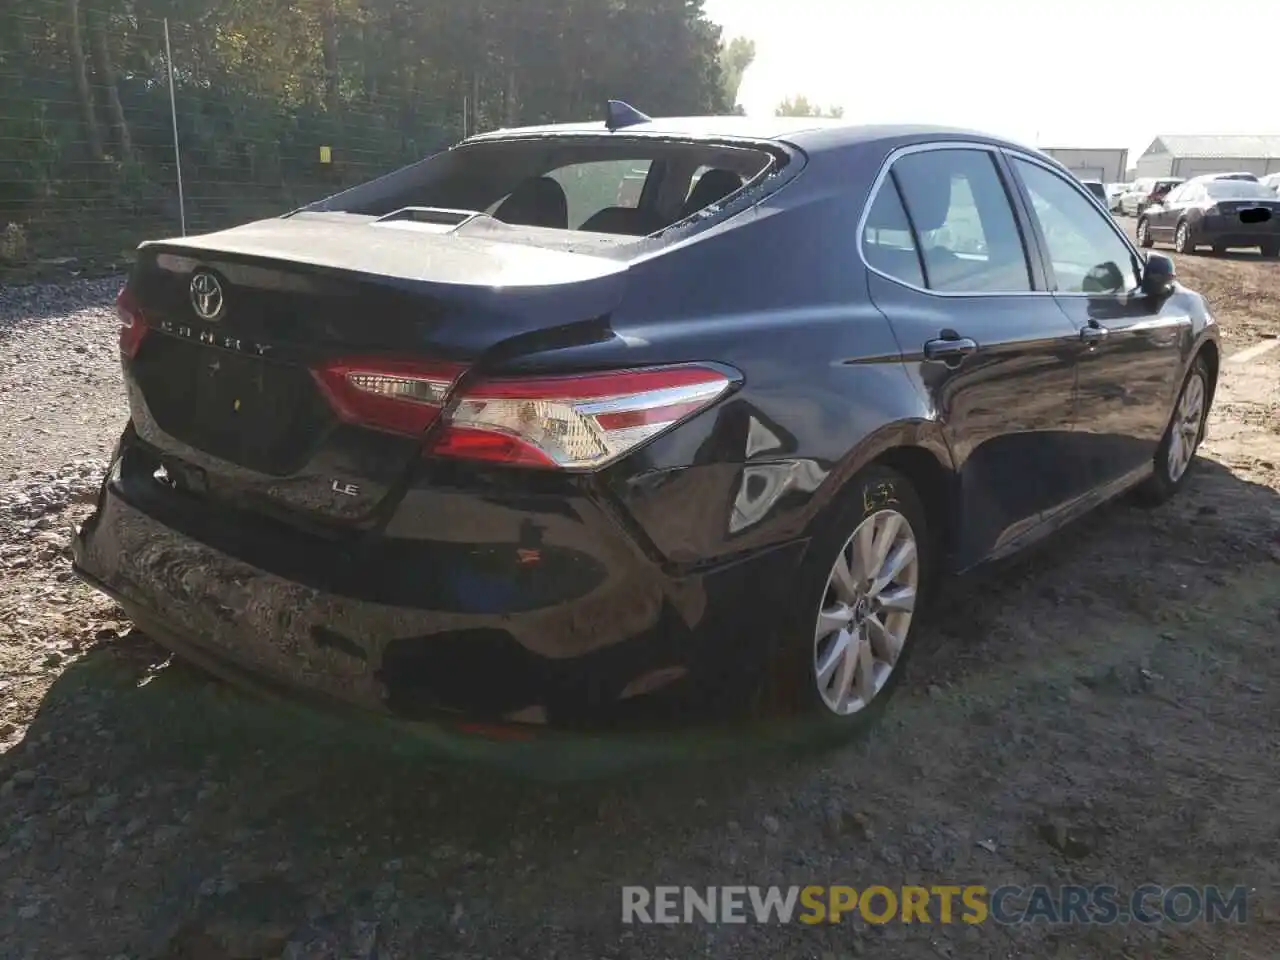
[{"left": 123, "top": 214, "right": 630, "bottom": 527}]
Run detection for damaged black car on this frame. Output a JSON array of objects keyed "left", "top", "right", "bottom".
[{"left": 73, "top": 108, "right": 1220, "bottom": 745}]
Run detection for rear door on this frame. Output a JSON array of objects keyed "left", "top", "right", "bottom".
[
  {"left": 1005, "top": 153, "right": 1187, "bottom": 489},
  {"left": 862, "top": 143, "right": 1085, "bottom": 567}
]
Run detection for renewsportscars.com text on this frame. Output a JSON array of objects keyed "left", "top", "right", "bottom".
[{"left": 621, "top": 884, "right": 1249, "bottom": 926}]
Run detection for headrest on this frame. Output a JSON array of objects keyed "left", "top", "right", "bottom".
[
  {"left": 493, "top": 176, "right": 569, "bottom": 229},
  {"left": 684, "top": 168, "right": 744, "bottom": 215}
]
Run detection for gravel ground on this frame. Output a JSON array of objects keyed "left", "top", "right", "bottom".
[{"left": 1, "top": 257, "right": 1279, "bottom": 960}]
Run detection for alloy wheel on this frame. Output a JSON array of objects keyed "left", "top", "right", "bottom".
[
  {"left": 1167, "top": 371, "right": 1206, "bottom": 482},
  {"left": 813, "top": 509, "right": 919, "bottom": 716},
  {"left": 1175, "top": 223, "right": 1189, "bottom": 253}
]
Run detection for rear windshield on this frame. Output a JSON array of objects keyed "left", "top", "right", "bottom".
[
  {"left": 1205, "top": 180, "right": 1276, "bottom": 200},
  {"left": 304, "top": 137, "right": 779, "bottom": 238}
]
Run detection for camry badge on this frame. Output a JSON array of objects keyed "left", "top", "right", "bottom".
[{"left": 190, "top": 270, "right": 225, "bottom": 322}]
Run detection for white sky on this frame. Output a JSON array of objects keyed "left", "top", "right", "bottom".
[{"left": 704, "top": 0, "right": 1280, "bottom": 167}]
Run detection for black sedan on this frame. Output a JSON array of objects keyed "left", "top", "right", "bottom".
[
  {"left": 73, "top": 111, "right": 1219, "bottom": 743},
  {"left": 1137, "top": 176, "right": 1280, "bottom": 257}
]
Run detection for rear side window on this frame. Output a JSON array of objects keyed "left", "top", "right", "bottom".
[
  {"left": 862, "top": 180, "right": 925, "bottom": 288},
  {"left": 890, "top": 149, "right": 1032, "bottom": 293}
]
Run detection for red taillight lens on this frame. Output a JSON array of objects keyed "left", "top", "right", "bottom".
[
  {"left": 311, "top": 357, "right": 466, "bottom": 437},
  {"left": 116, "top": 286, "right": 148, "bottom": 359},
  {"left": 429, "top": 364, "right": 735, "bottom": 470}
]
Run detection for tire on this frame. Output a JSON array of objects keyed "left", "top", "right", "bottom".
[
  {"left": 1173, "top": 220, "right": 1196, "bottom": 255},
  {"left": 762, "top": 465, "right": 936, "bottom": 733},
  {"left": 1137, "top": 355, "right": 1211, "bottom": 505},
  {"left": 1136, "top": 218, "right": 1153, "bottom": 248},
  {"left": 1260, "top": 241, "right": 1279, "bottom": 258}
]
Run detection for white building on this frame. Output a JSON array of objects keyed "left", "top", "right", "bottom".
[
  {"left": 1040, "top": 147, "right": 1129, "bottom": 183},
  {"left": 1133, "top": 136, "right": 1280, "bottom": 179}
]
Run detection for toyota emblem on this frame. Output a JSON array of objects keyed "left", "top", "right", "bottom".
[{"left": 190, "top": 271, "right": 225, "bottom": 322}]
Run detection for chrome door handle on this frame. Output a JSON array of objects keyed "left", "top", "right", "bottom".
[
  {"left": 923, "top": 335, "right": 978, "bottom": 367},
  {"left": 1081, "top": 323, "right": 1110, "bottom": 344}
]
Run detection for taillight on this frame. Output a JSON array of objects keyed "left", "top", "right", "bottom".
[
  {"left": 430, "top": 364, "right": 735, "bottom": 469},
  {"left": 116, "top": 286, "right": 147, "bottom": 359},
  {"left": 312, "top": 357, "right": 466, "bottom": 437}
]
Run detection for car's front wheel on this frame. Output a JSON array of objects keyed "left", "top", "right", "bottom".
[
  {"left": 1138, "top": 355, "right": 1211, "bottom": 504},
  {"left": 767, "top": 466, "right": 933, "bottom": 731},
  {"left": 1136, "top": 217, "right": 1153, "bottom": 247}
]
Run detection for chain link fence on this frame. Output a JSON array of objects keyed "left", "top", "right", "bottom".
[{"left": 0, "top": 1, "right": 473, "bottom": 282}]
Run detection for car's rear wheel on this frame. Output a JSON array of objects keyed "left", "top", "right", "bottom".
[
  {"left": 1174, "top": 221, "right": 1195, "bottom": 254},
  {"left": 1136, "top": 218, "right": 1153, "bottom": 247},
  {"left": 765, "top": 466, "right": 934, "bottom": 731},
  {"left": 1137, "top": 355, "right": 1211, "bottom": 504}
]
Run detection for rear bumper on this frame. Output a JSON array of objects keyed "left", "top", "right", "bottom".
[
  {"left": 72, "top": 444, "right": 806, "bottom": 731},
  {"left": 1193, "top": 219, "right": 1279, "bottom": 248}
]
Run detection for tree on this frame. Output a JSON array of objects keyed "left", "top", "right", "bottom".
[
  {"left": 718, "top": 35, "right": 754, "bottom": 115},
  {"left": 775, "top": 94, "right": 843, "bottom": 119},
  {"left": 0, "top": 0, "right": 737, "bottom": 271},
  {"left": 65, "top": 0, "right": 104, "bottom": 161}
]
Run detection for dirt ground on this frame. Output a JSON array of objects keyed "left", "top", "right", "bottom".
[{"left": 1, "top": 239, "right": 1279, "bottom": 959}]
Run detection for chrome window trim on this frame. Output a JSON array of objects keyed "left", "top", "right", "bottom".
[
  {"left": 855, "top": 140, "right": 1045, "bottom": 299},
  {"left": 857, "top": 138, "right": 1151, "bottom": 300},
  {"left": 1002, "top": 148, "right": 1148, "bottom": 299}
]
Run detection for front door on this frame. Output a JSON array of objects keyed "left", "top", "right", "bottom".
[
  {"left": 1005, "top": 154, "right": 1187, "bottom": 490},
  {"left": 861, "top": 144, "right": 1083, "bottom": 569}
]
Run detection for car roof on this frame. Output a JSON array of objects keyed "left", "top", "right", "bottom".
[{"left": 463, "top": 115, "right": 1030, "bottom": 154}]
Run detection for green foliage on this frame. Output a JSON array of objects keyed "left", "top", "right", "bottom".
[
  {"left": 775, "top": 95, "right": 844, "bottom": 119},
  {"left": 0, "top": 0, "right": 736, "bottom": 273},
  {"left": 718, "top": 36, "right": 755, "bottom": 113}
]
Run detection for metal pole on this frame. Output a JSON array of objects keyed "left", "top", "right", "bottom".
[
  {"left": 163, "top": 18, "right": 186, "bottom": 236},
  {"left": 462, "top": 94, "right": 469, "bottom": 139}
]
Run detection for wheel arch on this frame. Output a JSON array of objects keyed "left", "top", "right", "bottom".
[
  {"left": 802, "top": 422, "right": 958, "bottom": 565},
  {"left": 1193, "top": 336, "right": 1220, "bottom": 407}
]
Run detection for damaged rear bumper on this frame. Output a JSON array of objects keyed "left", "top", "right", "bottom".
[{"left": 71, "top": 442, "right": 805, "bottom": 739}]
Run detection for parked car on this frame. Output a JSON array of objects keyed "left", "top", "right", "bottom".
[
  {"left": 1200, "top": 171, "right": 1259, "bottom": 182},
  {"left": 1119, "top": 177, "right": 1184, "bottom": 216},
  {"left": 1105, "top": 182, "right": 1129, "bottom": 211},
  {"left": 73, "top": 111, "right": 1218, "bottom": 742},
  {"left": 1137, "top": 176, "right": 1280, "bottom": 257},
  {"left": 1260, "top": 172, "right": 1280, "bottom": 195},
  {"left": 1080, "top": 179, "right": 1108, "bottom": 205}
]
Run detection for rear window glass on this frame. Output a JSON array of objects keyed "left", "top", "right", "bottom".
[
  {"left": 310, "top": 138, "right": 775, "bottom": 237},
  {"left": 1205, "top": 180, "right": 1276, "bottom": 200},
  {"left": 549, "top": 160, "right": 652, "bottom": 228}
]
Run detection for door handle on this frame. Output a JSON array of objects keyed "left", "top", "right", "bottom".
[
  {"left": 923, "top": 335, "right": 978, "bottom": 367},
  {"left": 1080, "top": 323, "right": 1110, "bottom": 345}
]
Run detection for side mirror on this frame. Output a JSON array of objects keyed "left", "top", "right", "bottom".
[{"left": 1141, "top": 252, "right": 1176, "bottom": 298}]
